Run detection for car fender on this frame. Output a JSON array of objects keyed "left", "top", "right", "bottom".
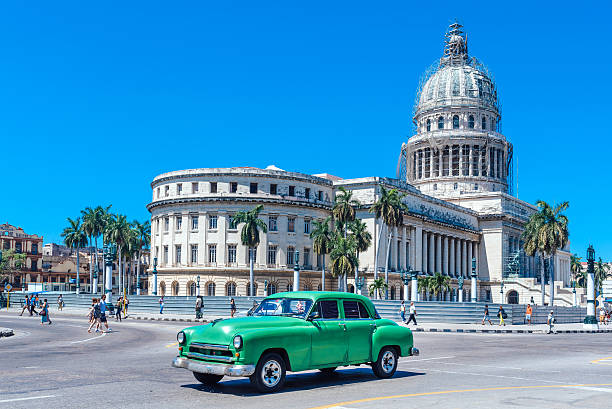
[{"left": 371, "top": 320, "right": 413, "bottom": 359}]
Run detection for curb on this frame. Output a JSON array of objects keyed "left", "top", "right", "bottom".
[
  {"left": 130, "top": 316, "right": 209, "bottom": 324},
  {"left": 413, "top": 327, "right": 612, "bottom": 334}
]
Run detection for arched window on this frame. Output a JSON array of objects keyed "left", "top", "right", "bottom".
[
  {"left": 482, "top": 116, "right": 487, "bottom": 130},
  {"left": 491, "top": 118, "right": 495, "bottom": 131},
  {"left": 303, "top": 283, "right": 311, "bottom": 291},
  {"left": 286, "top": 283, "right": 293, "bottom": 292},
  {"left": 188, "top": 281, "right": 196, "bottom": 296},
  {"left": 226, "top": 281, "right": 236, "bottom": 296},
  {"left": 317, "top": 283, "right": 322, "bottom": 291},
  {"left": 507, "top": 290, "right": 519, "bottom": 304},
  {"left": 390, "top": 286, "right": 396, "bottom": 300},
  {"left": 452, "top": 115, "right": 459, "bottom": 129},
  {"left": 206, "top": 282, "right": 216, "bottom": 296},
  {"left": 268, "top": 283, "right": 277, "bottom": 295},
  {"left": 348, "top": 284, "right": 355, "bottom": 294},
  {"left": 171, "top": 281, "right": 179, "bottom": 296},
  {"left": 159, "top": 281, "right": 166, "bottom": 296},
  {"left": 246, "top": 283, "right": 258, "bottom": 296},
  {"left": 468, "top": 115, "right": 474, "bottom": 129},
  {"left": 426, "top": 119, "right": 431, "bottom": 132},
  {"left": 438, "top": 116, "right": 444, "bottom": 129}
]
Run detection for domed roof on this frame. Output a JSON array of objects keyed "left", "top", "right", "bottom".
[{"left": 414, "top": 23, "right": 499, "bottom": 116}]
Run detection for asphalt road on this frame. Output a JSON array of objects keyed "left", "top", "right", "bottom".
[{"left": 1, "top": 310, "right": 611, "bottom": 409}]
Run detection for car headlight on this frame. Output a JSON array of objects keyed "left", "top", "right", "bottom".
[
  {"left": 177, "top": 331, "right": 186, "bottom": 344},
  {"left": 233, "top": 335, "right": 243, "bottom": 349}
]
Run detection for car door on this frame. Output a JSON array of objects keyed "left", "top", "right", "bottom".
[
  {"left": 342, "top": 300, "right": 374, "bottom": 363},
  {"left": 309, "top": 299, "right": 348, "bottom": 366}
]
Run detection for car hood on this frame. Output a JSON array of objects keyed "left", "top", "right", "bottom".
[{"left": 184, "top": 316, "right": 308, "bottom": 345}]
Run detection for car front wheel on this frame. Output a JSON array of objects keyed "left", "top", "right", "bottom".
[
  {"left": 193, "top": 372, "right": 224, "bottom": 385},
  {"left": 372, "top": 346, "right": 398, "bottom": 379},
  {"left": 250, "top": 352, "right": 287, "bottom": 393}
]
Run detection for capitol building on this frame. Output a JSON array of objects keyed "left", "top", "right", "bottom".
[{"left": 147, "top": 23, "right": 574, "bottom": 305}]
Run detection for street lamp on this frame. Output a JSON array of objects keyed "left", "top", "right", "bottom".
[
  {"left": 458, "top": 275, "right": 464, "bottom": 302},
  {"left": 196, "top": 275, "right": 200, "bottom": 296},
  {"left": 400, "top": 269, "right": 410, "bottom": 301},
  {"left": 584, "top": 245, "right": 598, "bottom": 329},
  {"left": 152, "top": 257, "right": 158, "bottom": 296},
  {"left": 293, "top": 250, "right": 300, "bottom": 292},
  {"left": 356, "top": 275, "right": 365, "bottom": 296},
  {"left": 572, "top": 280, "right": 577, "bottom": 307},
  {"left": 500, "top": 280, "right": 504, "bottom": 303},
  {"left": 470, "top": 257, "right": 477, "bottom": 302}
]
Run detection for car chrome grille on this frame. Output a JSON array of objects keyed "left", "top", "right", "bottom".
[{"left": 187, "top": 342, "right": 233, "bottom": 362}]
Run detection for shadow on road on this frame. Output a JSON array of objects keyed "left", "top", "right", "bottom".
[{"left": 181, "top": 368, "right": 425, "bottom": 396}]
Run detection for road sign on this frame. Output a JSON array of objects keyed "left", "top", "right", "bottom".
[{"left": 5, "top": 284, "right": 12, "bottom": 292}]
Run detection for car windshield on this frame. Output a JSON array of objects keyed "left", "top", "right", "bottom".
[{"left": 251, "top": 298, "right": 313, "bottom": 319}]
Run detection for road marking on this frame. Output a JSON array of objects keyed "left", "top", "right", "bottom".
[
  {"left": 402, "top": 366, "right": 565, "bottom": 384},
  {"left": 0, "top": 395, "right": 56, "bottom": 403},
  {"left": 70, "top": 332, "right": 107, "bottom": 344},
  {"left": 570, "top": 386, "right": 612, "bottom": 393},
  {"left": 22, "top": 366, "right": 39, "bottom": 369},
  {"left": 166, "top": 342, "right": 179, "bottom": 348},
  {"left": 591, "top": 357, "right": 612, "bottom": 365},
  {"left": 400, "top": 356, "right": 454, "bottom": 362},
  {"left": 435, "top": 362, "right": 562, "bottom": 373},
  {"left": 307, "top": 383, "right": 612, "bottom": 409}
]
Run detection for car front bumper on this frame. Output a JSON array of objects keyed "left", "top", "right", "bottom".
[
  {"left": 410, "top": 347, "right": 420, "bottom": 356},
  {"left": 172, "top": 356, "right": 255, "bottom": 377}
]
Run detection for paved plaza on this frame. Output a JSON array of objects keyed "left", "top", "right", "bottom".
[{"left": 1, "top": 310, "right": 611, "bottom": 408}]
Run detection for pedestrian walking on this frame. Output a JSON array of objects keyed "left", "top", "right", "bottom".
[
  {"left": 159, "top": 296, "right": 165, "bottom": 314},
  {"left": 530, "top": 296, "right": 535, "bottom": 305},
  {"left": 481, "top": 304, "right": 493, "bottom": 325},
  {"left": 195, "top": 296, "right": 202, "bottom": 319},
  {"left": 40, "top": 299, "right": 52, "bottom": 325},
  {"left": 406, "top": 302, "right": 417, "bottom": 325},
  {"left": 19, "top": 296, "right": 29, "bottom": 316},
  {"left": 497, "top": 305, "right": 507, "bottom": 326},
  {"left": 399, "top": 301, "right": 406, "bottom": 323},
  {"left": 88, "top": 298, "right": 101, "bottom": 333},
  {"left": 547, "top": 310, "right": 556, "bottom": 334},
  {"left": 115, "top": 297, "right": 123, "bottom": 322},
  {"left": 57, "top": 294, "right": 64, "bottom": 311},
  {"left": 230, "top": 298, "right": 236, "bottom": 318},
  {"left": 525, "top": 304, "right": 532, "bottom": 325},
  {"left": 98, "top": 294, "right": 111, "bottom": 333},
  {"left": 600, "top": 307, "right": 605, "bottom": 325},
  {"left": 123, "top": 297, "right": 129, "bottom": 317}
]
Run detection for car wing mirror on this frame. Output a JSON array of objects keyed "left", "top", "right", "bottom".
[{"left": 307, "top": 311, "right": 320, "bottom": 321}]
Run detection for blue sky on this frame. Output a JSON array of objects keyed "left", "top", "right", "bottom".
[{"left": 1, "top": 1, "right": 610, "bottom": 261}]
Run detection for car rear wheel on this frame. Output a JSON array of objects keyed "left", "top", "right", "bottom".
[
  {"left": 193, "top": 372, "right": 224, "bottom": 385},
  {"left": 372, "top": 346, "right": 398, "bottom": 379},
  {"left": 250, "top": 352, "right": 286, "bottom": 393}
]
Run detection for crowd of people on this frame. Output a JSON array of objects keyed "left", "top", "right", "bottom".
[{"left": 18, "top": 294, "right": 53, "bottom": 325}]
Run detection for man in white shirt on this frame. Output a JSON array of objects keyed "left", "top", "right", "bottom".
[
  {"left": 547, "top": 310, "right": 556, "bottom": 334},
  {"left": 407, "top": 302, "right": 417, "bottom": 326}
]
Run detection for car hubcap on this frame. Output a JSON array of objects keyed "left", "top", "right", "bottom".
[
  {"left": 382, "top": 351, "right": 395, "bottom": 373},
  {"left": 262, "top": 360, "right": 281, "bottom": 387}
]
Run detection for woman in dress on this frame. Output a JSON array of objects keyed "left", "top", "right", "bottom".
[{"left": 40, "top": 298, "right": 52, "bottom": 325}]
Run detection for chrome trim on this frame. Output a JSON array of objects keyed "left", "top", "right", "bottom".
[
  {"left": 190, "top": 342, "right": 229, "bottom": 351},
  {"left": 411, "top": 347, "right": 420, "bottom": 357},
  {"left": 187, "top": 352, "right": 233, "bottom": 362},
  {"left": 172, "top": 357, "right": 255, "bottom": 377}
]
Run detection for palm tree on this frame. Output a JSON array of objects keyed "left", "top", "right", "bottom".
[
  {"left": 61, "top": 217, "right": 88, "bottom": 294},
  {"left": 98, "top": 206, "right": 114, "bottom": 293},
  {"left": 522, "top": 200, "right": 569, "bottom": 306},
  {"left": 369, "top": 186, "right": 406, "bottom": 299},
  {"left": 417, "top": 276, "right": 430, "bottom": 300},
  {"left": 332, "top": 187, "right": 360, "bottom": 291},
  {"left": 0, "top": 249, "right": 27, "bottom": 286},
  {"left": 310, "top": 216, "right": 332, "bottom": 291},
  {"left": 368, "top": 277, "right": 388, "bottom": 299},
  {"left": 570, "top": 254, "right": 583, "bottom": 287},
  {"left": 594, "top": 258, "right": 611, "bottom": 295},
  {"left": 106, "top": 215, "right": 131, "bottom": 295},
  {"left": 132, "top": 220, "right": 151, "bottom": 295},
  {"left": 429, "top": 272, "right": 451, "bottom": 301},
  {"left": 329, "top": 233, "right": 359, "bottom": 292},
  {"left": 348, "top": 219, "right": 372, "bottom": 292},
  {"left": 81, "top": 207, "right": 96, "bottom": 292},
  {"left": 233, "top": 205, "right": 267, "bottom": 297}
]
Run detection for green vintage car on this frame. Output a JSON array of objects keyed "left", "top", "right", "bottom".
[{"left": 172, "top": 291, "right": 419, "bottom": 392}]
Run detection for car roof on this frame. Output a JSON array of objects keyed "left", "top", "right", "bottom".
[{"left": 265, "top": 291, "right": 371, "bottom": 303}]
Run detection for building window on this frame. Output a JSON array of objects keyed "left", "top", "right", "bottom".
[
  {"left": 267, "top": 245, "right": 277, "bottom": 265},
  {"left": 191, "top": 244, "right": 198, "bottom": 263},
  {"left": 228, "top": 245, "right": 237, "bottom": 263},
  {"left": 304, "top": 219, "right": 310, "bottom": 234},
  {"left": 270, "top": 184, "right": 277, "bottom": 194},
  {"left": 474, "top": 183, "right": 479, "bottom": 190},
  {"left": 208, "top": 245, "right": 217, "bottom": 263},
  {"left": 269, "top": 216, "right": 278, "bottom": 232},
  {"left": 207, "top": 282, "right": 216, "bottom": 296},
  {"left": 176, "top": 216, "right": 182, "bottom": 231},
  {"left": 303, "top": 248, "right": 310, "bottom": 267},
  {"left": 192, "top": 182, "right": 199, "bottom": 193},
  {"left": 433, "top": 183, "right": 437, "bottom": 191},
  {"left": 287, "top": 246, "right": 295, "bottom": 265},
  {"left": 156, "top": 187, "right": 160, "bottom": 198},
  {"left": 31, "top": 243, "right": 38, "bottom": 255},
  {"left": 175, "top": 245, "right": 182, "bottom": 264},
  {"left": 250, "top": 182, "right": 257, "bottom": 193},
  {"left": 268, "top": 283, "right": 277, "bottom": 295},
  {"left": 317, "top": 190, "right": 323, "bottom": 201},
  {"left": 209, "top": 215, "right": 218, "bottom": 229},
  {"left": 287, "top": 217, "right": 295, "bottom": 233},
  {"left": 164, "top": 217, "right": 169, "bottom": 232},
  {"left": 163, "top": 246, "right": 168, "bottom": 264},
  {"left": 230, "top": 182, "right": 238, "bottom": 193},
  {"left": 172, "top": 281, "right": 179, "bottom": 296},
  {"left": 246, "top": 283, "right": 258, "bottom": 296},
  {"left": 188, "top": 281, "right": 196, "bottom": 296},
  {"left": 286, "top": 283, "right": 293, "bottom": 292},
  {"left": 482, "top": 116, "right": 487, "bottom": 130},
  {"left": 304, "top": 188, "right": 310, "bottom": 199},
  {"left": 191, "top": 215, "right": 199, "bottom": 230},
  {"left": 210, "top": 182, "right": 217, "bottom": 193},
  {"left": 165, "top": 186, "right": 169, "bottom": 196},
  {"left": 491, "top": 118, "right": 495, "bottom": 131},
  {"left": 468, "top": 115, "right": 474, "bottom": 129},
  {"left": 177, "top": 184, "right": 182, "bottom": 195},
  {"left": 452, "top": 115, "right": 459, "bottom": 129},
  {"left": 453, "top": 183, "right": 458, "bottom": 190},
  {"left": 288, "top": 186, "right": 295, "bottom": 196},
  {"left": 426, "top": 119, "right": 431, "bottom": 132},
  {"left": 228, "top": 214, "right": 237, "bottom": 229},
  {"left": 226, "top": 282, "right": 237, "bottom": 296},
  {"left": 438, "top": 116, "right": 444, "bottom": 129}
]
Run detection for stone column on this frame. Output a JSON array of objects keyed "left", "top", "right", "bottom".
[
  {"left": 415, "top": 227, "right": 422, "bottom": 274},
  {"left": 428, "top": 232, "right": 435, "bottom": 275},
  {"left": 422, "top": 231, "right": 428, "bottom": 273},
  {"left": 443, "top": 236, "right": 449, "bottom": 275},
  {"left": 429, "top": 149, "right": 434, "bottom": 178},
  {"left": 462, "top": 239, "right": 468, "bottom": 277},
  {"left": 468, "top": 145, "right": 473, "bottom": 176},
  {"left": 450, "top": 238, "right": 456, "bottom": 276},
  {"left": 401, "top": 226, "right": 407, "bottom": 270},
  {"left": 436, "top": 234, "right": 442, "bottom": 273},
  {"left": 467, "top": 240, "right": 473, "bottom": 279},
  {"left": 456, "top": 239, "right": 461, "bottom": 276}
]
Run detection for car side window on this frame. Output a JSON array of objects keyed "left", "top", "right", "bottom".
[
  {"left": 317, "top": 300, "right": 339, "bottom": 319},
  {"left": 343, "top": 301, "right": 360, "bottom": 319},
  {"left": 358, "top": 302, "right": 371, "bottom": 319}
]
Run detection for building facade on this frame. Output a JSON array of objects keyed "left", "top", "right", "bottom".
[
  {"left": 147, "top": 24, "right": 574, "bottom": 305},
  {"left": 0, "top": 223, "right": 43, "bottom": 287}
]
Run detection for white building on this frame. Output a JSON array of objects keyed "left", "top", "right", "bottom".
[{"left": 147, "top": 23, "right": 576, "bottom": 305}]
